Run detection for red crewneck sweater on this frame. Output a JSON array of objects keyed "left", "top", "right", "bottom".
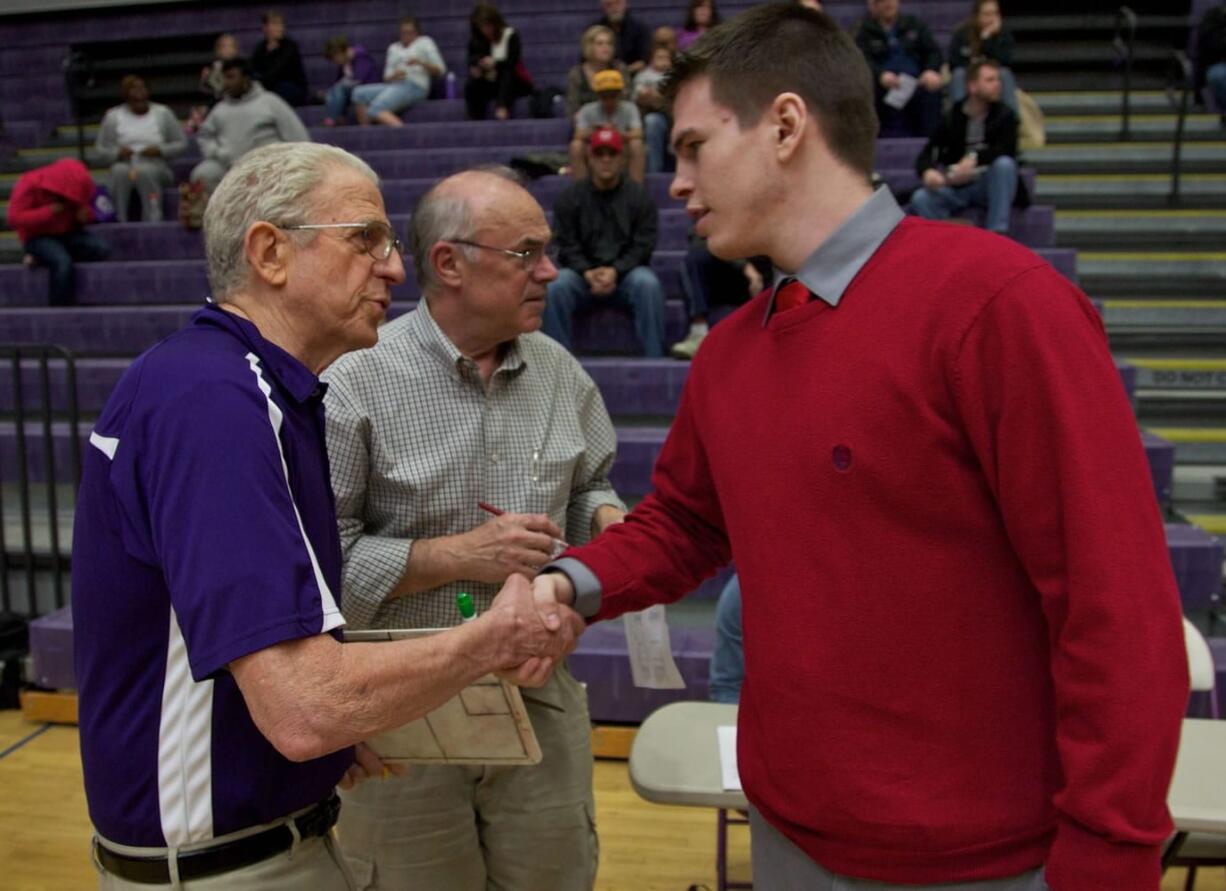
[{"left": 575, "top": 219, "right": 1187, "bottom": 887}]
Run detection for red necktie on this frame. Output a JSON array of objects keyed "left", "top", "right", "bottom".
[{"left": 775, "top": 279, "right": 812, "bottom": 313}]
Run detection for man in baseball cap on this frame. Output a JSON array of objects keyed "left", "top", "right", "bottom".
[
  {"left": 570, "top": 66, "right": 646, "bottom": 181},
  {"left": 545, "top": 124, "right": 666, "bottom": 357}
]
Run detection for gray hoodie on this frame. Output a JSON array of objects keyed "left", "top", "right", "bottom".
[{"left": 197, "top": 82, "right": 310, "bottom": 167}]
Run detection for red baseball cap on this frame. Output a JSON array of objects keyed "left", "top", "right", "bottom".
[{"left": 589, "top": 127, "right": 624, "bottom": 154}]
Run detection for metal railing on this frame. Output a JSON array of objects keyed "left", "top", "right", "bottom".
[
  {"left": 62, "top": 50, "right": 93, "bottom": 163},
  {"left": 1165, "top": 49, "right": 1194, "bottom": 206},
  {"left": 0, "top": 345, "right": 82, "bottom": 619},
  {"left": 1114, "top": 6, "right": 1138, "bottom": 140}
]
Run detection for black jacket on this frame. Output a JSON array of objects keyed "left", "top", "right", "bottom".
[
  {"left": 251, "top": 37, "right": 307, "bottom": 90},
  {"left": 467, "top": 28, "right": 532, "bottom": 86},
  {"left": 914, "top": 101, "right": 1029, "bottom": 206},
  {"left": 948, "top": 24, "right": 1015, "bottom": 68},
  {"left": 855, "top": 13, "right": 942, "bottom": 83},
  {"left": 592, "top": 11, "right": 653, "bottom": 69},
  {"left": 554, "top": 176, "right": 656, "bottom": 278}
]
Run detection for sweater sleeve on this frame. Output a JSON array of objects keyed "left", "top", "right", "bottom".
[
  {"left": 6, "top": 177, "right": 62, "bottom": 234},
  {"left": 270, "top": 95, "right": 311, "bottom": 143},
  {"left": 950, "top": 264, "right": 1187, "bottom": 890},
  {"left": 158, "top": 105, "right": 189, "bottom": 159},
  {"left": 92, "top": 109, "right": 120, "bottom": 166},
  {"left": 559, "top": 353, "right": 732, "bottom": 621},
  {"left": 916, "top": 20, "right": 943, "bottom": 72}
]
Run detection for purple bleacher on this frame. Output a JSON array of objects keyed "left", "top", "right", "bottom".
[
  {"left": 1141, "top": 431, "right": 1176, "bottom": 503},
  {"left": 29, "top": 605, "right": 74, "bottom": 690},
  {"left": 1166, "top": 523, "right": 1225, "bottom": 614},
  {"left": 1211, "top": 637, "right": 1226, "bottom": 717}
]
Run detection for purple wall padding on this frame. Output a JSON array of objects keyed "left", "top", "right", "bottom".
[{"left": 29, "top": 605, "right": 75, "bottom": 690}]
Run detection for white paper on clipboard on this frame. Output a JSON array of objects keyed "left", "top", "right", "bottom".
[
  {"left": 342, "top": 628, "right": 541, "bottom": 764},
  {"left": 883, "top": 72, "right": 917, "bottom": 110}
]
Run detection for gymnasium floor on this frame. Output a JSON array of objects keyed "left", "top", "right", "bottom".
[{"left": 0, "top": 711, "right": 1217, "bottom": 890}]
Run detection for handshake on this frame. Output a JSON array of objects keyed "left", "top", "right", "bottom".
[{"left": 466, "top": 571, "right": 583, "bottom": 689}]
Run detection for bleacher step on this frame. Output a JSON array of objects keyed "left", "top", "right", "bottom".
[
  {"left": 1034, "top": 174, "right": 1226, "bottom": 210},
  {"left": 1045, "top": 115, "right": 1224, "bottom": 144},
  {"left": 1056, "top": 210, "right": 1226, "bottom": 249},
  {"left": 1025, "top": 142, "right": 1226, "bottom": 175},
  {"left": 1077, "top": 252, "right": 1226, "bottom": 298},
  {"left": 1149, "top": 428, "right": 1226, "bottom": 464}
]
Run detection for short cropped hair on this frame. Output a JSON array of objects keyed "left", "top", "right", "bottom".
[
  {"left": 399, "top": 15, "right": 420, "bottom": 30},
  {"left": 966, "top": 57, "right": 1001, "bottom": 84},
  {"left": 119, "top": 74, "right": 145, "bottom": 97},
  {"left": 221, "top": 56, "right": 252, "bottom": 77},
  {"left": 261, "top": 9, "right": 283, "bottom": 25},
  {"left": 662, "top": 4, "right": 877, "bottom": 177},
  {"left": 322, "top": 35, "right": 349, "bottom": 59},
  {"left": 204, "top": 143, "right": 378, "bottom": 301},
  {"left": 408, "top": 165, "right": 525, "bottom": 293}
]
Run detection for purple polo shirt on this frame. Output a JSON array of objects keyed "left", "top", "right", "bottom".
[{"left": 72, "top": 304, "right": 352, "bottom": 848}]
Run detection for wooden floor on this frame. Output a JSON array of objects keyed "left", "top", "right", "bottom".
[{"left": 0, "top": 710, "right": 1219, "bottom": 891}]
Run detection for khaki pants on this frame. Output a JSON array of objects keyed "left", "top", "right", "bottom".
[
  {"left": 94, "top": 806, "right": 356, "bottom": 890},
  {"left": 338, "top": 665, "right": 598, "bottom": 890}
]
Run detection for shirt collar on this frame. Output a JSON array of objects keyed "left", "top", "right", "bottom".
[
  {"left": 764, "top": 186, "right": 904, "bottom": 324},
  {"left": 409, "top": 298, "right": 528, "bottom": 381},
  {"left": 194, "top": 303, "right": 326, "bottom": 404}
]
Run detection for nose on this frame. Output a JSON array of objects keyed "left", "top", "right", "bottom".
[
  {"left": 535, "top": 253, "right": 560, "bottom": 284},
  {"left": 669, "top": 164, "right": 693, "bottom": 202},
  {"left": 377, "top": 248, "right": 407, "bottom": 286}
]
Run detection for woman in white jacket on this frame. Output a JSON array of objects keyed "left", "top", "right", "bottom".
[
  {"left": 92, "top": 76, "right": 187, "bottom": 223},
  {"left": 352, "top": 16, "right": 446, "bottom": 127}
]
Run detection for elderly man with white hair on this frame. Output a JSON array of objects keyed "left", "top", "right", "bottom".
[{"left": 71, "top": 142, "right": 585, "bottom": 890}]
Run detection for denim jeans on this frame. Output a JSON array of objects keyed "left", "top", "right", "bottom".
[
  {"left": 352, "top": 79, "right": 429, "bottom": 116},
  {"left": 644, "top": 112, "right": 669, "bottom": 174},
  {"left": 1207, "top": 62, "right": 1226, "bottom": 114},
  {"left": 950, "top": 66, "right": 1019, "bottom": 114},
  {"left": 24, "top": 229, "right": 111, "bottom": 305},
  {"left": 910, "top": 155, "right": 1018, "bottom": 234},
  {"left": 542, "top": 266, "right": 666, "bottom": 357},
  {"left": 708, "top": 574, "right": 743, "bottom": 705},
  {"left": 325, "top": 81, "right": 357, "bottom": 121}
]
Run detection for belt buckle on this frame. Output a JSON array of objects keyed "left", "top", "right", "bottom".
[{"left": 295, "top": 793, "right": 340, "bottom": 839}]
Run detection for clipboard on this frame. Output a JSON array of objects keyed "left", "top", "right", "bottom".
[{"left": 343, "top": 627, "right": 542, "bottom": 765}]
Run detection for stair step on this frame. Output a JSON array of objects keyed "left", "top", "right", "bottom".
[
  {"left": 1046, "top": 115, "right": 1225, "bottom": 143},
  {"left": 1056, "top": 210, "right": 1226, "bottom": 248},
  {"left": 1034, "top": 90, "right": 1180, "bottom": 115},
  {"left": 1078, "top": 252, "right": 1226, "bottom": 297},
  {"left": 1105, "top": 300, "right": 1226, "bottom": 348},
  {"left": 1026, "top": 142, "right": 1226, "bottom": 175}
]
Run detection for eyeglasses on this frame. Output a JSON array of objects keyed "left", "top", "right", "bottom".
[
  {"left": 280, "top": 221, "right": 403, "bottom": 261},
  {"left": 449, "top": 239, "right": 559, "bottom": 271}
]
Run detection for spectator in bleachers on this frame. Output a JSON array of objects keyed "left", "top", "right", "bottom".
[
  {"left": 565, "top": 25, "right": 631, "bottom": 120},
  {"left": 653, "top": 25, "right": 679, "bottom": 55},
  {"left": 796, "top": 0, "right": 824, "bottom": 9},
  {"left": 321, "top": 36, "right": 380, "bottom": 126},
  {"left": 545, "top": 128, "right": 665, "bottom": 357},
  {"left": 911, "top": 59, "right": 1021, "bottom": 235},
  {"left": 855, "top": 0, "right": 943, "bottom": 138},
  {"left": 7, "top": 158, "right": 110, "bottom": 306},
  {"left": 251, "top": 10, "right": 309, "bottom": 107},
  {"left": 93, "top": 75, "right": 187, "bottom": 224},
  {"left": 592, "top": 0, "right": 653, "bottom": 75},
  {"left": 190, "top": 58, "right": 310, "bottom": 196},
  {"left": 949, "top": 0, "right": 1017, "bottom": 112},
  {"left": 678, "top": 0, "right": 720, "bottom": 52},
  {"left": 324, "top": 165, "right": 620, "bottom": 891},
  {"left": 570, "top": 69, "right": 646, "bottom": 182},
  {"left": 465, "top": 3, "right": 534, "bottom": 121},
  {"left": 352, "top": 16, "right": 446, "bottom": 128},
  {"left": 670, "top": 239, "right": 765, "bottom": 359},
  {"left": 1195, "top": 2, "right": 1226, "bottom": 124},
  {"left": 190, "top": 32, "right": 240, "bottom": 134},
  {"left": 633, "top": 45, "right": 675, "bottom": 175}
]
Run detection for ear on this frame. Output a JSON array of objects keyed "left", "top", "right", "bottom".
[
  {"left": 430, "top": 241, "right": 465, "bottom": 289},
  {"left": 244, "top": 221, "right": 291, "bottom": 289},
  {"left": 768, "top": 92, "right": 809, "bottom": 165}
]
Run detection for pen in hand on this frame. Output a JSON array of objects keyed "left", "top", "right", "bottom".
[{"left": 478, "top": 502, "right": 570, "bottom": 554}]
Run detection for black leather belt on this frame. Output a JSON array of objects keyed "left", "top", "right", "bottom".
[{"left": 94, "top": 793, "right": 341, "bottom": 885}]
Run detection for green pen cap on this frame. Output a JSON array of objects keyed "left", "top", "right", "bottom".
[{"left": 456, "top": 591, "right": 476, "bottom": 621}]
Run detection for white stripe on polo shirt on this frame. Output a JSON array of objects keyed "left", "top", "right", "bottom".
[
  {"left": 89, "top": 431, "right": 119, "bottom": 460},
  {"left": 157, "top": 607, "right": 215, "bottom": 846},
  {"left": 244, "top": 353, "right": 344, "bottom": 631}
]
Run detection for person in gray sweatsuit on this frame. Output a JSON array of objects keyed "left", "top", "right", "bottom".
[
  {"left": 92, "top": 75, "right": 188, "bottom": 222},
  {"left": 191, "top": 57, "right": 310, "bottom": 193}
]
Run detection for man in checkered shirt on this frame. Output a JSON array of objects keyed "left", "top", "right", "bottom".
[{"left": 322, "top": 166, "right": 625, "bottom": 891}]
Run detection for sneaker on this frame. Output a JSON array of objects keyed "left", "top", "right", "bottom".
[{"left": 670, "top": 329, "right": 707, "bottom": 360}]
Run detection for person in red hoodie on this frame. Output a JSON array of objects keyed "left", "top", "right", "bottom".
[
  {"left": 533, "top": 6, "right": 1188, "bottom": 890},
  {"left": 7, "top": 158, "right": 110, "bottom": 306}
]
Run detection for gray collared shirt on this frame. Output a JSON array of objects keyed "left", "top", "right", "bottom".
[
  {"left": 764, "top": 186, "right": 906, "bottom": 321},
  {"left": 323, "top": 299, "right": 625, "bottom": 629}
]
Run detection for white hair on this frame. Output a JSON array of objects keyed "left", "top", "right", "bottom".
[{"left": 203, "top": 142, "right": 379, "bottom": 301}]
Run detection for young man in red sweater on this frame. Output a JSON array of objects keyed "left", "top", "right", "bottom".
[{"left": 534, "top": 5, "right": 1188, "bottom": 889}]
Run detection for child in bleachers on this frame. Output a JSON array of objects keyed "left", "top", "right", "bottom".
[
  {"left": 189, "top": 33, "right": 238, "bottom": 134},
  {"left": 633, "top": 44, "right": 674, "bottom": 174},
  {"left": 351, "top": 16, "right": 446, "bottom": 127},
  {"left": 7, "top": 159, "right": 110, "bottom": 306},
  {"left": 322, "top": 36, "right": 380, "bottom": 126}
]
